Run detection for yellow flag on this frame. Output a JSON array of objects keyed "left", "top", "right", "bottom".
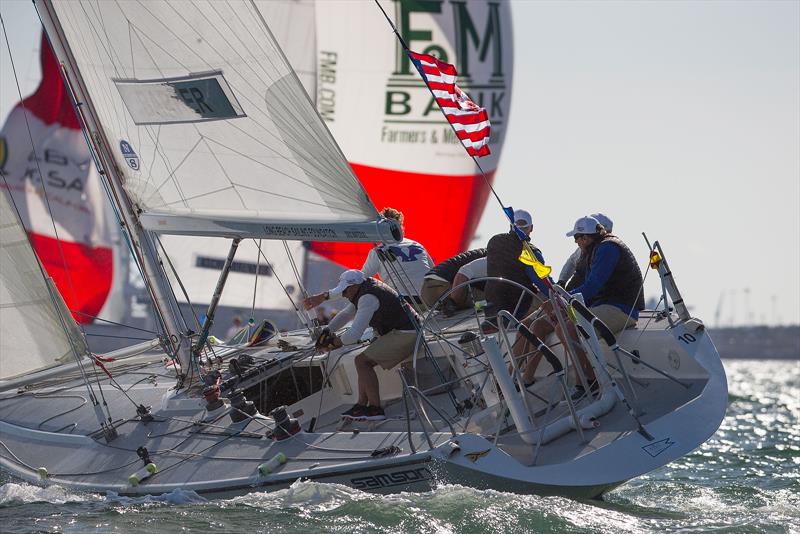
[{"left": 518, "top": 242, "right": 552, "bottom": 279}]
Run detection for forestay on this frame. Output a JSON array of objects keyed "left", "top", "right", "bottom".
[
  {"left": 0, "top": 189, "right": 86, "bottom": 380},
  {"left": 42, "top": 0, "right": 396, "bottom": 242}
]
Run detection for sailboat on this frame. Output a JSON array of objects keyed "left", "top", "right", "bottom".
[{"left": 0, "top": 0, "right": 727, "bottom": 499}]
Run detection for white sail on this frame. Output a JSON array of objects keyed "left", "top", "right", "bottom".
[
  {"left": 159, "top": 235, "right": 306, "bottom": 312},
  {"left": 154, "top": 0, "right": 316, "bottom": 314},
  {"left": 255, "top": 0, "right": 317, "bottom": 97},
  {"left": 42, "top": 0, "right": 396, "bottom": 242},
  {"left": 0, "top": 187, "right": 85, "bottom": 380}
]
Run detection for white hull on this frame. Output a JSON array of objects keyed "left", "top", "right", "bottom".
[{"left": 0, "top": 309, "right": 727, "bottom": 500}]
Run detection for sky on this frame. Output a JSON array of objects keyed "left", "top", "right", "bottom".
[{"left": 1, "top": 0, "right": 798, "bottom": 327}]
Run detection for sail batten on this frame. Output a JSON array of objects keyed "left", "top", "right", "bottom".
[{"left": 45, "top": 0, "right": 384, "bottom": 240}]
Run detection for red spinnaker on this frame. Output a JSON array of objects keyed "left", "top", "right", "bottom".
[
  {"left": 0, "top": 35, "right": 114, "bottom": 323},
  {"left": 311, "top": 163, "right": 494, "bottom": 267}
]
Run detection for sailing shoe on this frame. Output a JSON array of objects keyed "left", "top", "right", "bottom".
[
  {"left": 442, "top": 298, "right": 459, "bottom": 317},
  {"left": 341, "top": 404, "right": 368, "bottom": 419},
  {"left": 570, "top": 381, "right": 600, "bottom": 401},
  {"left": 479, "top": 320, "right": 498, "bottom": 334},
  {"left": 362, "top": 406, "right": 386, "bottom": 421}
]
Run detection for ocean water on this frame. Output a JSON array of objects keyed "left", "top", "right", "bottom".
[{"left": 1, "top": 360, "right": 798, "bottom": 534}]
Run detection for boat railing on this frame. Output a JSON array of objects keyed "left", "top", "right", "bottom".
[
  {"left": 398, "top": 370, "right": 457, "bottom": 453},
  {"left": 494, "top": 311, "right": 589, "bottom": 448},
  {"left": 405, "top": 276, "right": 689, "bottom": 457}
]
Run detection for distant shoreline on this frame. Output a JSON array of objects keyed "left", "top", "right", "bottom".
[{"left": 709, "top": 325, "right": 800, "bottom": 360}]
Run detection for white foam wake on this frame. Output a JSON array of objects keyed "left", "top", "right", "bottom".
[
  {"left": 104, "top": 488, "right": 207, "bottom": 506},
  {"left": 0, "top": 482, "right": 101, "bottom": 505}
]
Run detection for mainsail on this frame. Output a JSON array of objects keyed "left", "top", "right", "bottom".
[
  {"left": 157, "top": 0, "right": 319, "bottom": 317},
  {"left": 37, "top": 0, "right": 396, "bottom": 244},
  {"left": 34, "top": 0, "right": 397, "bottom": 370},
  {"left": 0, "top": 35, "right": 126, "bottom": 324},
  {"left": 309, "top": 0, "right": 514, "bottom": 266}
]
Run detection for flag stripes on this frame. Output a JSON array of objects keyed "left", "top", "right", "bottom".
[{"left": 408, "top": 51, "right": 491, "bottom": 157}]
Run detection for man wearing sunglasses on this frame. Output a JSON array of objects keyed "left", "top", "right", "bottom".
[{"left": 517, "top": 215, "right": 644, "bottom": 393}]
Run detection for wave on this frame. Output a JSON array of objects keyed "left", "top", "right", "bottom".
[
  {"left": 0, "top": 482, "right": 101, "bottom": 506},
  {"left": 105, "top": 488, "right": 207, "bottom": 506}
]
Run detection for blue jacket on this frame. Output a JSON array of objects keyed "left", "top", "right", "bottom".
[{"left": 570, "top": 242, "right": 639, "bottom": 319}]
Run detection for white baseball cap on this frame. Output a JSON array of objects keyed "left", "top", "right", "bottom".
[
  {"left": 330, "top": 269, "right": 366, "bottom": 294},
  {"left": 590, "top": 212, "right": 613, "bottom": 232},
  {"left": 566, "top": 216, "right": 600, "bottom": 237},
  {"left": 513, "top": 209, "right": 532, "bottom": 228}
]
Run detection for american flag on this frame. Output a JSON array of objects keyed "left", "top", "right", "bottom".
[{"left": 408, "top": 51, "right": 491, "bottom": 158}]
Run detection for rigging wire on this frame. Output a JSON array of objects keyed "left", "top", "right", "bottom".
[
  {"left": 0, "top": 166, "right": 102, "bottom": 410},
  {"left": 253, "top": 240, "right": 311, "bottom": 332},
  {"left": 250, "top": 239, "right": 262, "bottom": 327},
  {"left": 154, "top": 234, "right": 201, "bottom": 333},
  {"left": 282, "top": 239, "right": 307, "bottom": 299},
  {"left": 70, "top": 311, "right": 158, "bottom": 334}
]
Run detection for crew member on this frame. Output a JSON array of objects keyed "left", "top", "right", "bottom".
[
  {"left": 519, "top": 216, "right": 644, "bottom": 392},
  {"left": 558, "top": 212, "right": 614, "bottom": 287},
  {"left": 304, "top": 269, "right": 420, "bottom": 420},
  {"left": 361, "top": 207, "right": 433, "bottom": 306},
  {"left": 420, "top": 248, "right": 487, "bottom": 314},
  {"left": 483, "top": 209, "right": 551, "bottom": 332}
]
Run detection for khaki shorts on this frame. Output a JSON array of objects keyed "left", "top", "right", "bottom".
[
  {"left": 364, "top": 330, "right": 418, "bottom": 370},
  {"left": 420, "top": 278, "right": 450, "bottom": 308},
  {"left": 590, "top": 304, "right": 634, "bottom": 334}
]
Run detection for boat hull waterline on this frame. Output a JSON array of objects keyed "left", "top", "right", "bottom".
[{"left": 0, "top": 316, "right": 727, "bottom": 500}]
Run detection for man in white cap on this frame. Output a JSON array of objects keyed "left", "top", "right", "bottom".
[
  {"left": 482, "top": 209, "right": 551, "bottom": 331},
  {"left": 519, "top": 215, "right": 644, "bottom": 393},
  {"left": 303, "top": 269, "right": 420, "bottom": 420},
  {"left": 557, "top": 213, "right": 614, "bottom": 287}
]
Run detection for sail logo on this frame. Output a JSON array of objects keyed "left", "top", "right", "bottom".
[
  {"left": 120, "top": 140, "right": 140, "bottom": 171},
  {"left": 381, "top": 0, "right": 509, "bottom": 149},
  {"left": 642, "top": 437, "right": 676, "bottom": 458},
  {"left": 114, "top": 72, "right": 245, "bottom": 125}
]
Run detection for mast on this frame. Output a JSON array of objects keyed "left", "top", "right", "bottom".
[{"left": 35, "top": 0, "right": 195, "bottom": 384}]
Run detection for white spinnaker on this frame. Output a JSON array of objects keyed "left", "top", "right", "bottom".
[
  {"left": 47, "top": 0, "right": 377, "bottom": 233},
  {"left": 0, "top": 189, "right": 86, "bottom": 380}
]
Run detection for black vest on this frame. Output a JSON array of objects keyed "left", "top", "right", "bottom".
[
  {"left": 427, "top": 248, "right": 487, "bottom": 282},
  {"left": 486, "top": 231, "right": 538, "bottom": 285},
  {"left": 570, "top": 235, "right": 644, "bottom": 311},
  {"left": 347, "top": 278, "right": 418, "bottom": 335},
  {"left": 484, "top": 231, "right": 541, "bottom": 313}
]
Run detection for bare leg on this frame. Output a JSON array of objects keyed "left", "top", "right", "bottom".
[
  {"left": 450, "top": 273, "right": 469, "bottom": 306},
  {"left": 355, "top": 353, "right": 381, "bottom": 407},
  {"left": 522, "top": 317, "right": 555, "bottom": 383},
  {"left": 553, "top": 319, "right": 597, "bottom": 384}
]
